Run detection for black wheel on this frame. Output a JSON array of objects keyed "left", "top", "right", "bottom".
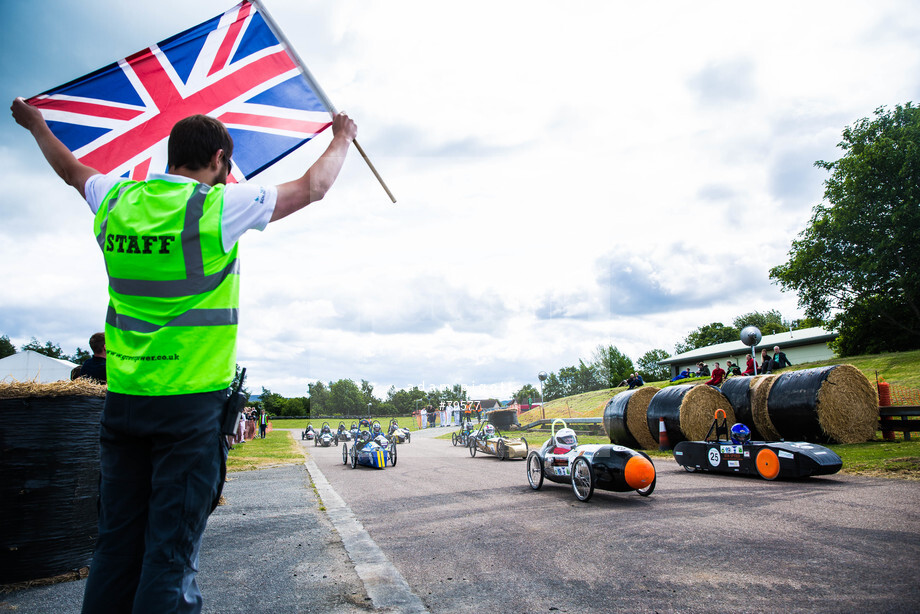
[
  {"left": 334, "top": 436, "right": 339, "bottom": 446},
  {"left": 314, "top": 436, "right": 317, "bottom": 447},
  {"left": 406, "top": 433, "right": 410, "bottom": 443},
  {"left": 469, "top": 437, "right": 477, "bottom": 457},
  {"left": 389, "top": 442, "right": 398, "bottom": 467},
  {"left": 452, "top": 433, "right": 458, "bottom": 446},
  {"left": 683, "top": 465, "right": 697, "bottom": 473},
  {"left": 521, "top": 437, "right": 528, "bottom": 451},
  {"left": 571, "top": 456, "right": 595, "bottom": 502},
  {"left": 637, "top": 473, "right": 656, "bottom": 497},
  {"left": 301, "top": 431, "right": 306, "bottom": 440},
  {"left": 526, "top": 451, "right": 544, "bottom": 490},
  {"left": 342, "top": 443, "right": 348, "bottom": 465},
  {"left": 350, "top": 445, "right": 357, "bottom": 469},
  {"left": 497, "top": 440, "right": 507, "bottom": 461}
]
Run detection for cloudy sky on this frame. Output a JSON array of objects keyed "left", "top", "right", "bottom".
[{"left": 1, "top": 0, "right": 917, "bottom": 399}]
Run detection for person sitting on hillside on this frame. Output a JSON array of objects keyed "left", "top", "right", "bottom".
[
  {"left": 742, "top": 355, "right": 756, "bottom": 376},
  {"left": 671, "top": 369, "right": 691, "bottom": 382},
  {"left": 725, "top": 361, "right": 742, "bottom": 376},
  {"left": 704, "top": 362, "right": 726, "bottom": 386},
  {"left": 760, "top": 348, "right": 774, "bottom": 374},
  {"left": 626, "top": 373, "right": 644, "bottom": 389},
  {"left": 772, "top": 345, "right": 793, "bottom": 369}
]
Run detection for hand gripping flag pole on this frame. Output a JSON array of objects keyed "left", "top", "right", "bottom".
[{"left": 251, "top": 0, "right": 396, "bottom": 204}]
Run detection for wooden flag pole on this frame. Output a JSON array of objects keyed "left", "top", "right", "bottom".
[{"left": 250, "top": 0, "right": 396, "bottom": 203}]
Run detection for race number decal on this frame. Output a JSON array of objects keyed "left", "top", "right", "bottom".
[{"left": 708, "top": 447, "right": 721, "bottom": 466}]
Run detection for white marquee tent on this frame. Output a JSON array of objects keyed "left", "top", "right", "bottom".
[{"left": 0, "top": 350, "right": 78, "bottom": 383}]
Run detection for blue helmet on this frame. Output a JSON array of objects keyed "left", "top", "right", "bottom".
[{"left": 730, "top": 423, "right": 751, "bottom": 444}]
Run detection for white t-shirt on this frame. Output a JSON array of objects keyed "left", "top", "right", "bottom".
[{"left": 84, "top": 173, "right": 276, "bottom": 252}]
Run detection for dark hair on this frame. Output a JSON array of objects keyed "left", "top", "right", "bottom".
[
  {"left": 167, "top": 115, "right": 233, "bottom": 171},
  {"left": 89, "top": 332, "right": 105, "bottom": 354}
]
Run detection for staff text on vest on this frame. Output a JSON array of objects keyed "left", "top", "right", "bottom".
[{"left": 106, "top": 233, "right": 176, "bottom": 254}]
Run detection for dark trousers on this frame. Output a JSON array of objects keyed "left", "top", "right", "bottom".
[{"left": 81, "top": 390, "right": 228, "bottom": 614}]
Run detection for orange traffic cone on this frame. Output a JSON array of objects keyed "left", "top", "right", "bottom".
[{"left": 658, "top": 417, "right": 671, "bottom": 451}]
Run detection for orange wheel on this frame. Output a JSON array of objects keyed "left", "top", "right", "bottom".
[{"left": 756, "top": 448, "right": 780, "bottom": 480}]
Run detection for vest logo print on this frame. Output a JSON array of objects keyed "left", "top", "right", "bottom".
[{"left": 106, "top": 233, "right": 176, "bottom": 254}]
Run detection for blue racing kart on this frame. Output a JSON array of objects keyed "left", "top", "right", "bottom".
[{"left": 342, "top": 433, "right": 397, "bottom": 469}]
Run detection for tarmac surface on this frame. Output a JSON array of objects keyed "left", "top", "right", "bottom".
[{"left": 3, "top": 424, "right": 920, "bottom": 613}]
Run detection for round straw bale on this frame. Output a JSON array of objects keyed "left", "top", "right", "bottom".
[
  {"left": 678, "top": 384, "right": 735, "bottom": 441},
  {"left": 0, "top": 379, "right": 106, "bottom": 399},
  {"left": 767, "top": 364, "right": 878, "bottom": 444},
  {"left": 603, "top": 393, "right": 639, "bottom": 447},
  {"left": 719, "top": 376, "right": 764, "bottom": 440},
  {"left": 750, "top": 375, "right": 781, "bottom": 441},
  {"left": 625, "top": 386, "right": 660, "bottom": 449}
]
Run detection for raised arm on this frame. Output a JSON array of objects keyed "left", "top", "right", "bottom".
[
  {"left": 271, "top": 111, "right": 357, "bottom": 222},
  {"left": 10, "top": 97, "right": 99, "bottom": 199}
]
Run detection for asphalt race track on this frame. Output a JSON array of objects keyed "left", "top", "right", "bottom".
[{"left": 310, "top": 426, "right": 920, "bottom": 614}]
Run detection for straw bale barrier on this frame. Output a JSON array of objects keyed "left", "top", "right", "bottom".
[
  {"left": 646, "top": 384, "right": 734, "bottom": 446},
  {"left": 750, "top": 374, "right": 782, "bottom": 441},
  {"left": 603, "top": 387, "right": 660, "bottom": 448},
  {"left": 719, "top": 376, "right": 765, "bottom": 440},
  {"left": 766, "top": 364, "right": 878, "bottom": 444},
  {"left": 624, "top": 386, "right": 660, "bottom": 449},
  {"left": 0, "top": 379, "right": 105, "bottom": 583}
]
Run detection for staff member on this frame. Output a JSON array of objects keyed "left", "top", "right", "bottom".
[{"left": 12, "top": 97, "right": 356, "bottom": 614}]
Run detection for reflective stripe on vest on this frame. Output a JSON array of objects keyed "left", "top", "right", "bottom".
[{"left": 95, "top": 179, "right": 239, "bottom": 395}]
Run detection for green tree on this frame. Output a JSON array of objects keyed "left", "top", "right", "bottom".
[
  {"left": 69, "top": 347, "right": 91, "bottom": 364},
  {"left": 0, "top": 335, "right": 14, "bottom": 359},
  {"left": 307, "top": 381, "right": 329, "bottom": 415},
  {"left": 21, "top": 337, "right": 64, "bottom": 359},
  {"left": 732, "top": 310, "right": 787, "bottom": 336},
  {"left": 329, "top": 379, "right": 365, "bottom": 416},
  {"left": 770, "top": 103, "right": 920, "bottom": 355},
  {"left": 637, "top": 348, "right": 670, "bottom": 382},
  {"left": 259, "top": 387, "right": 285, "bottom": 416},
  {"left": 542, "top": 372, "right": 565, "bottom": 401},
  {"left": 591, "top": 344, "right": 634, "bottom": 388},
  {"left": 513, "top": 383, "right": 539, "bottom": 405},
  {"left": 674, "top": 323, "right": 739, "bottom": 354}
]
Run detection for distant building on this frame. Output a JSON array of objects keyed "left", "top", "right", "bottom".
[
  {"left": 659, "top": 326, "right": 837, "bottom": 379},
  {"left": 0, "top": 350, "right": 79, "bottom": 383}
]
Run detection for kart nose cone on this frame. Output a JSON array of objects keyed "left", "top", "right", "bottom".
[{"left": 624, "top": 455, "right": 655, "bottom": 489}]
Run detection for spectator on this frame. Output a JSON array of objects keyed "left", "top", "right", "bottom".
[
  {"left": 671, "top": 368, "right": 691, "bottom": 382},
  {"left": 78, "top": 331, "right": 107, "bottom": 384},
  {"left": 760, "top": 348, "right": 774, "bottom": 374},
  {"left": 420, "top": 405, "right": 428, "bottom": 429},
  {"left": 705, "top": 362, "right": 726, "bottom": 386},
  {"left": 697, "top": 362, "right": 711, "bottom": 377},
  {"left": 626, "top": 373, "right": 644, "bottom": 389},
  {"left": 725, "top": 360, "right": 742, "bottom": 376},
  {"left": 742, "top": 355, "right": 756, "bottom": 376},
  {"left": 773, "top": 345, "right": 793, "bottom": 369}
]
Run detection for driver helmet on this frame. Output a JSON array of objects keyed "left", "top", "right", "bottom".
[
  {"left": 307, "top": 424, "right": 314, "bottom": 431},
  {"left": 351, "top": 422, "right": 358, "bottom": 430},
  {"left": 372, "top": 422, "right": 382, "bottom": 435},
  {"left": 555, "top": 427, "right": 578, "bottom": 451},
  {"left": 730, "top": 422, "right": 751, "bottom": 444},
  {"left": 484, "top": 424, "right": 496, "bottom": 438}
]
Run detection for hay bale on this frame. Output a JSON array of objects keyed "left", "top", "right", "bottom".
[
  {"left": 625, "top": 386, "right": 659, "bottom": 449},
  {"left": 720, "top": 376, "right": 764, "bottom": 439},
  {"left": 751, "top": 375, "right": 781, "bottom": 441},
  {"left": 0, "top": 379, "right": 106, "bottom": 399},
  {"left": 603, "top": 393, "right": 639, "bottom": 447},
  {"left": 767, "top": 364, "right": 878, "bottom": 444},
  {"left": 678, "top": 385, "right": 735, "bottom": 441}
]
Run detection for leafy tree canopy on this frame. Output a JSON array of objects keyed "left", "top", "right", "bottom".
[
  {"left": 770, "top": 102, "right": 920, "bottom": 355},
  {"left": 0, "top": 335, "right": 14, "bottom": 359},
  {"left": 637, "top": 349, "right": 670, "bottom": 382},
  {"left": 592, "top": 344, "right": 634, "bottom": 388}
]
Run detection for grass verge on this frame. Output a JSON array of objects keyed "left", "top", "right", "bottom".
[{"left": 226, "top": 429, "right": 305, "bottom": 472}]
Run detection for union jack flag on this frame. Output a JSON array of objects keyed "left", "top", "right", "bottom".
[{"left": 26, "top": 1, "right": 333, "bottom": 182}]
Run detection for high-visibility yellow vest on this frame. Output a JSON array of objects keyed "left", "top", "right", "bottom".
[{"left": 94, "top": 178, "right": 239, "bottom": 395}]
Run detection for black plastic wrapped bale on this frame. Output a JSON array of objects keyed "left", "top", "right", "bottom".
[
  {"left": 766, "top": 365, "right": 878, "bottom": 444},
  {"left": 0, "top": 393, "right": 104, "bottom": 583},
  {"left": 719, "top": 377, "right": 764, "bottom": 440},
  {"left": 483, "top": 408, "right": 518, "bottom": 430},
  {"left": 647, "top": 384, "right": 735, "bottom": 447},
  {"left": 602, "top": 393, "right": 639, "bottom": 448}
]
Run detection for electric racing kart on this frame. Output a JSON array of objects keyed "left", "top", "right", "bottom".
[
  {"left": 468, "top": 422, "right": 528, "bottom": 460},
  {"left": 301, "top": 424, "right": 316, "bottom": 440},
  {"left": 315, "top": 422, "right": 335, "bottom": 447},
  {"left": 673, "top": 409, "right": 842, "bottom": 480},
  {"left": 451, "top": 420, "right": 475, "bottom": 447},
  {"left": 342, "top": 430, "right": 398, "bottom": 469},
  {"left": 335, "top": 422, "right": 352, "bottom": 442},
  {"left": 526, "top": 419, "right": 656, "bottom": 502},
  {"left": 387, "top": 419, "right": 411, "bottom": 444}
]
